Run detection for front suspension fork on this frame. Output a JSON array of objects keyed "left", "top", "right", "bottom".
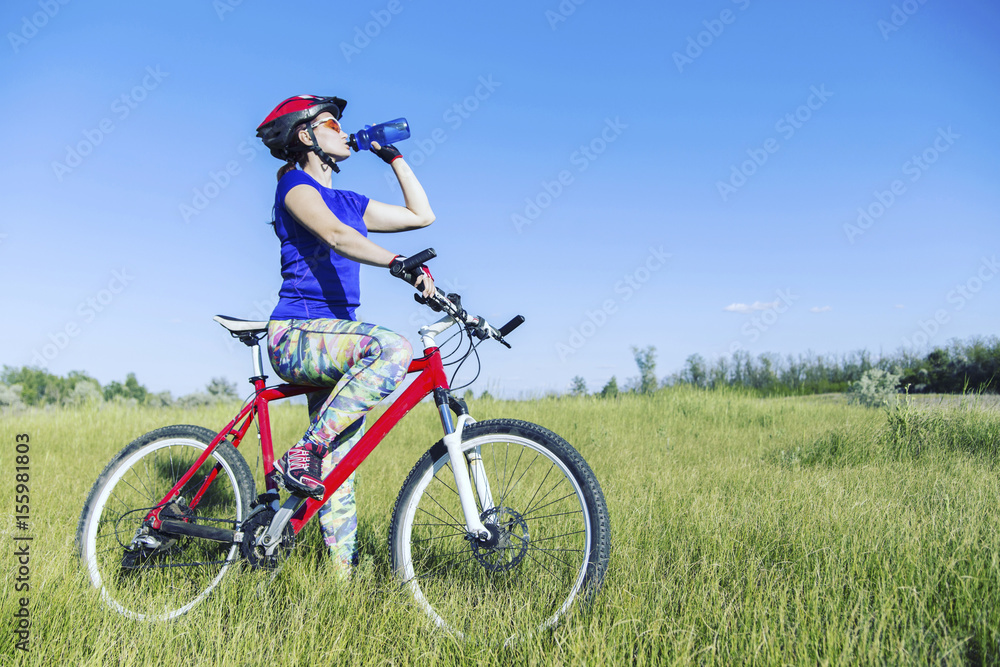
[{"left": 435, "top": 390, "right": 495, "bottom": 540}]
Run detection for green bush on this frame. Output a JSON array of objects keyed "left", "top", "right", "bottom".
[{"left": 847, "top": 367, "right": 901, "bottom": 408}]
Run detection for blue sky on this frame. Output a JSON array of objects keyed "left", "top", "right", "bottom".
[{"left": 1, "top": 0, "right": 998, "bottom": 399}]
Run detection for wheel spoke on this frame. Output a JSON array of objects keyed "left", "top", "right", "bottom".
[
  {"left": 417, "top": 491, "right": 466, "bottom": 532},
  {"left": 520, "top": 493, "right": 581, "bottom": 520},
  {"left": 522, "top": 475, "right": 568, "bottom": 517}
]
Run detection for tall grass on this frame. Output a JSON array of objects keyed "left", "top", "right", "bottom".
[{"left": 1, "top": 387, "right": 998, "bottom": 665}]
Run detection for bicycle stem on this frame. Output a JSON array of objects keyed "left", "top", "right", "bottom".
[{"left": 417, "top": 313, "right": 457, "bottom": 350}]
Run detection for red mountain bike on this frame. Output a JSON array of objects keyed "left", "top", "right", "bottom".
[{"left": 76, "top": 250, "right": 611, "bottom": 639}]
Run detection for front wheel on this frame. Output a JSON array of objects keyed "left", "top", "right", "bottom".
[
  {"left": 388, "top": 419, "right": 611, "bottom": 641},
  {"left": 76, "top": 425, "right": 255, "bottom": 621}
]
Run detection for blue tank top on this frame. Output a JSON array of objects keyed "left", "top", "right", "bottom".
[{"left": 269, "top": 170, "right": 370, "bottom": 321}]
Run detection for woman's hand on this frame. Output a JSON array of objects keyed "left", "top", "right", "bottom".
[
  {"left": 390, "top": 255, "right": 436, "bottom": 299},
  {"left": 369, "top": 141, "right": 402, "bottom": 164},
  {"left": 414, "top": 269, "right": 435, "bottom": 299}
]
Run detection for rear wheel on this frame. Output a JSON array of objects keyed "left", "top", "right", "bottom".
[
  {"left": 388, "top": 419, "right": 611, "bottom": 641},
  {"left": 76, "top": 425, "right": 255, "bottom": 621}
]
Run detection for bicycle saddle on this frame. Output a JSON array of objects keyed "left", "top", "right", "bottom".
[{"left": 213, "top": 315, "right": 268, "bottom": 336}]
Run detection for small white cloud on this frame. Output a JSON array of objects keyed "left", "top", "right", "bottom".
[
  {"left": 894, "top": 304, "right": 905, "bottom": 309},
  {"left": 809, "top": 306, "right": 832, "bottom": 313},
  {"left": 723, "top": 300, "right": 779, "bottom": 314}
]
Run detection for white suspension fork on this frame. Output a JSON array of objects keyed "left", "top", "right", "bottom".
[
  {"left": 467, "top": 446, "right": 494, "bottom": 512},
  {"left": 442, "top": 414, "right": 491, "bottom": 539},
  {"left": 421, "top": 313, "right": 496, "bottom": 539}
]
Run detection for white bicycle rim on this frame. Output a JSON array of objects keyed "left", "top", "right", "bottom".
[
  {"left": 81, "top": 438, "right": 246, "bottom": 621},
  {"left": 397, "top": 432, "right": 594, "bottom": 639}
]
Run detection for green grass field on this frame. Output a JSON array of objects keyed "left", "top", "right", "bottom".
[{"left": 2, "top": 388, "right": 998, "bottom": 665}]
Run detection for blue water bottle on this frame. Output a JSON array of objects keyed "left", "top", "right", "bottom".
[{"left": 349, "top": 118, "right": 410, "bottom": 152}]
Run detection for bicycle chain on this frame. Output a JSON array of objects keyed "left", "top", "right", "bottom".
[{"left": 116, "top": 504, "right": 243, "bottom": 571}]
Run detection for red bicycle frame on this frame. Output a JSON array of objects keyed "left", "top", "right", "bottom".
[{"left": 148, "top": 346, "right": 450, "bottom": 534}]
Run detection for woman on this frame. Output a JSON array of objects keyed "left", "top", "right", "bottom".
[{"left": 255, "top": 95, "right": 435, "bottom": 573}]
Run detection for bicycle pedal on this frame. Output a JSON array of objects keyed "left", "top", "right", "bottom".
[{"left": 270, "top": 471, "right": 323, "bottom": 500}]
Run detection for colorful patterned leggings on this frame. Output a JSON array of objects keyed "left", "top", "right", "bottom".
[{"left": 267, "top": 318, "right": 413, "bottom": 570}]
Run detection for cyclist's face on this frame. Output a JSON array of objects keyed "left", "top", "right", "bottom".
[{"left": 303, "top": 112, "right": 351, "bottom": 159}]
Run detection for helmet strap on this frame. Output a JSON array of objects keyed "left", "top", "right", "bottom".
[{"left": 305, "top": 125, "right": 340, "bottom": 174}]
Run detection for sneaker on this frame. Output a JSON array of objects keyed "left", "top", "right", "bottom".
[{"left": 273, "top": 441, "right": 328, "bottom": 499}]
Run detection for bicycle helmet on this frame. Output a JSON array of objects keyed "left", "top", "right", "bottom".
[{"left": 256, "top": 95, "right": 347, "bottom": 168}]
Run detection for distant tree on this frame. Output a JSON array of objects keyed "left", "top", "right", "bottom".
[
  {"left": 480, "top": 389, "right": 494, "bottom": 400},
  {"left": 599, "top": 376, "right": 619, "bottom": 398},
  {"left": 104, "top": 372, "right": 148, "bottom": 404},
  {"left": 569, "top": 376, "right": 588, "bottom": 397},
  {"left": 632, "top": 346, "right": 658, "bottom": 394},
  {"left": 681, "top": 354, "right": 706, "bottom": 389},
  {"left": 206, "top": 377, "right": 239, "bottom": 401},
  {"left": 177, "top": 392, "right": 215, "bottom": 408},
  {"left": 0, "top": 366, "right": 102, "bottom": 406},
  {"left": 65, "top": 379, "right": 103, "bottom": 407},
  {"left": 0, "top": 383, "right": 24, "bottom": 409},
  {"left": 1, "top": 366, "right": 62, "bottom": 405},
  {"left": 146, "top": 391, "right": 175, "bottom": 408},
  {"left": 463, "top": 389, "right": 474, "bottom": 402}
]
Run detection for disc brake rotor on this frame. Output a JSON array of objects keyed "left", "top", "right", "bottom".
[{"left": 470, "top": 507, "right": 529, "bottom": 572}]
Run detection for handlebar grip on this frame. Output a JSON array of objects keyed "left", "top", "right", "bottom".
[
  {"left": 392, "top": 248, "right": 436, "bottom": 276},
  {"left": 498, "top": 315, "right": 525, "bottom": 337}
]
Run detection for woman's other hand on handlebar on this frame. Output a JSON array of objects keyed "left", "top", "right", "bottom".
[{"left": 414, "top": 268, "right": 435, "bottom": 299}]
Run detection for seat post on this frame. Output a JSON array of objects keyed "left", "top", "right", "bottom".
[{"left": 238, "top": 333, "right": 268, "bottom": 384}]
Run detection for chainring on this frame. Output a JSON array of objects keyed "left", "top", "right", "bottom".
[{"left": 239, "top": 509, "right": 295, "bottom": 570}]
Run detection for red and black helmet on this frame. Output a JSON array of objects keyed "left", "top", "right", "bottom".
[{"left": 256, "top": 95, "right": 347, "bottom": 161}]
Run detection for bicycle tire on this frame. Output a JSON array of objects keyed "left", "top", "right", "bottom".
[
  {"left": 76, "top": 424, "right": 255, "bottom": 621},
  {"left": 388, "top": 418, "right": 611, "bottom": 641}
]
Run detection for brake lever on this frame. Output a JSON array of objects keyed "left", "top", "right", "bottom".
[{"left": 413, "top": 293, "right": 443, "bottom": 312}]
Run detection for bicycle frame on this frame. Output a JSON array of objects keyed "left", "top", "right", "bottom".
[{"left": 147, "top": 316, "right": 491, "bottom": 540}]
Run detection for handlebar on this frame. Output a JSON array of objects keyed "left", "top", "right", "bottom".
[{"left": 390, "top": 248, "right": 524, "bottom": 348}]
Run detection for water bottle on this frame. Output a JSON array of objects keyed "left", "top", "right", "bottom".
[{"left": 349, "top": 118, "right": 410, "bottom": 152}]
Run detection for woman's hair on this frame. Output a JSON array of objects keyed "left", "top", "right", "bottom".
[{"left": 275, "top": 122, "right": 310, "bottom": 181}]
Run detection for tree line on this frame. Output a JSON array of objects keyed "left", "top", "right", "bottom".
[
  {"left": 572, "top": 336, "right": 1000, "bottom": 397},
  {"left": 0, "top": 366, "right": 240, "bottom": 409}
]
